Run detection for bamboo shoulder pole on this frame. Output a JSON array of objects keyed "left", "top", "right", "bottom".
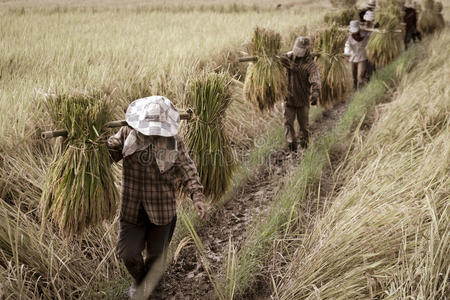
[
  {"left": 237, "top": 53, "right": 319, "bottom": 63},
  {"left": 237, "top": 56, "right": 258, "bottom": 62},
  {"left": 41, "top": 110, "right": 192, "bottom": 140}
]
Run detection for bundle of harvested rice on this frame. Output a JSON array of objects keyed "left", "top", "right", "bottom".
[
  {"left": 366, "top": 4, "right": 404, "bottom": 67},
  {"left": 329, "top": 0, "right": 357, "bottom": 8},
  {"left": 41, "top": 92, "right": 118, "bottom": 236},
  {"left": 324, "top": 7, "right": 359, "bottom": 26},
  {"left": 418, "top": 0, "right": 440, "bottom": 34},
  {"left": 185, "top": 72, "right": 235, "bottom": 200},
  {"left": 434, "top": 1, "right": 445, "bottom": 30},
  {"left": 312, "top": 24, "right": 351, "bottom": 108},
  {"left": 243, "top": 27, "right": 287, "bottom": 111}
]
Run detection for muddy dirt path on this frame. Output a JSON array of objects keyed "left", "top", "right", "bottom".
[{"left": 152, "top": 103, "right": 348, "bottom": 300}]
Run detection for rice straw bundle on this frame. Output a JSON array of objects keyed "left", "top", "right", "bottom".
[
  {"left": 313, "top": 24, "right": 351, "bottom": 108},
  {"left": 41, "top": 93, "right": 118, "bottom": 236},
  {"left": 323, "top": 7, "right": 359, "bottom": 26},
  {"left": 185, "top": 72, "right": 235, "bottom": 200},
  {"left": 329, "top": 0, "right": 357, "bottom": 8},
  {"left": 243, "top": 27, "right": 287, "bottom": 111},
  {"left": 418, "top": 0, "right": 440, "bottom": 34},
  {"left": 433, "top": 1, "right": 445, "bottom": 30},
  {"left": 366, "top": 4, "right": 404, "bottom": 67}
]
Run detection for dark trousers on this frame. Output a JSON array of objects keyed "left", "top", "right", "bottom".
[
  {"left": 116, "top": 208, "right": 177, "bottom": 285},
  {"left": 404, "top": 29, "right": 422, "bottom": 49},
  {"left": 283, "top": 103, "right": 309, "bottom": 148}
]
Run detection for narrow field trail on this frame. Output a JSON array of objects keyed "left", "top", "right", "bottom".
[{"left": 152, "top": 102, "right": 348, "bottom": 300}]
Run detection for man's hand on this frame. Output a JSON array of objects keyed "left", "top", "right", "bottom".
[
  {"left": 194, "top": 201, "right": 206, "bottom": 219},
  {"left": 310, "top": 94, "right": 319, "bottom": 106}
]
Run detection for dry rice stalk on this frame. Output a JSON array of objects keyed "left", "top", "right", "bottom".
[
  {"left": 366, "top": 3, "right": 404, "bottom": 67},
  {"left": 434, "top": 1, "right": 445, "bottom": 30},
  {"left": 40, "top": 92, "right": 118, "bottom": 237},
  {"left": 323, "top": 7, "right": 359, "bottom": 26},
  {"left": 243, "top": 27, "right": 287, "bottom": 111},
  {"left": 185, "top": 71, "right": 235, "bottom": 200},
  {"left": 419, "top": 0, "right": 441, "bottom": 34},
  {"left": 329, "top": 0, "right": 357, "bottom": 8},
  {"left": 312, "top": 24, "right": 351, "bottom": 108}
]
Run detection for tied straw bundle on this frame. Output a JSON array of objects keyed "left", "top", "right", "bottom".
[
  {"left": 434, "top": 1, "right": 445, "bottom": 29},
  {"left": 313, "top": 24, "right": 351, "bottom": 108},
  {"left": 324, "top": 7, "right": 359, "bottom": 26},
  {"left": 366, "top": 1, "right": 404, "bottom": 67},
  {"left": 41, "top": 93, "right": 118, "bottom": 236},
  {"left": 244, "top": 27, "right": 287, "bottom": 111},
  {"left": 329, "top": 0, "right": 357, "bottom": 8},
  {"left": 418, "top": 0, "right": 443, "bottom": 34},
  {"left": 185, "top": 72, "right": 235, "bottom": 200}
]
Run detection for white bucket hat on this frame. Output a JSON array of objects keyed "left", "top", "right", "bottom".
[
  {"left": 349, "top": 20, "right": 360, "bottom": 33},
  {"left": 364, "top": 10, "right": 375, "bottom": 22},
  {"left": 367, "top": 0, "right": 376, "bottom": 8},
  {"left": 292, "top": 36, "right": 310, "bottom": 58},
  {"left": 125, "top": 96, "right": 180, "bottom": 137}
]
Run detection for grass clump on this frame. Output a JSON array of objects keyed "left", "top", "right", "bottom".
[
  {"left": 228, "top": 36, "right": 424, "bottom": 298},
  {"left": 185, "top": 71, "right": 235, "bottom": 200},
  {"left": 366, "top": 3, "right": 404, "bottom": 67},
  {"left": 244, "top": 27, "right": 287, "bottom": 111},
  {"left": 277, "top": 32, "right": 448, "bottom": 299},
  {"left": 40, "top": 92, "right": 118, "bottom": 237},
  {"left": 323, "top": 7, "right": 358, "bottom": 26},
  {"left": 313, "top": 24, "right": 352, "bottom": 108}
]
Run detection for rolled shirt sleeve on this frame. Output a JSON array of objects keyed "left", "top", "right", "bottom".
[{"left": 107, "top": 126, "right": 128, "bottom": 162}]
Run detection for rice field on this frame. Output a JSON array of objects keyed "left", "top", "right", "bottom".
[
  {"left": 0, "top": 0, "right": 328, "bottom": 298},
  {"left": 0, "top": 0, "right": 449, "bottom": 298}
]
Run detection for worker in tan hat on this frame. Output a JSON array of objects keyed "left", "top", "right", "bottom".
[
  {"left": 359, "top": 0, "right": 377, "bottom": 23},
  {"left": 280, "top": 37, "right": 321, "bottom": 151},
  {"left": 107, "top": 96, "right": 206, "bottom": 298},
  {"left": 344, "top": 20, "right": 371, "bottom": 90}
]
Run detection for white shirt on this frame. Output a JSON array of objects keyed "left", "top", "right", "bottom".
[{"left": 344, "top": 30, "right": 371, "bottom": 63}]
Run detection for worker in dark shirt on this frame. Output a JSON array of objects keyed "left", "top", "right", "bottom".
[{"left": 404, "top": 0, "right": 422, "bottom": 49}]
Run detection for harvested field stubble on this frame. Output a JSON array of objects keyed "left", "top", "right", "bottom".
[
  {"left": 277, "top": 32, "right": 449, "bottom": 299},
  {"left": 0, "top": 3, "right": 328, "bottom": 297}
]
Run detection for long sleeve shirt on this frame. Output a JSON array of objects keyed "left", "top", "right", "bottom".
[
  {"left": 107, "top": 126, "right": 205, "bottom": 225},
  {"left": 280, "top": 52, "right": 321, "bottom": 107},
  {"left": 344, "top": 31, "right": 371, "bottom": 63}
]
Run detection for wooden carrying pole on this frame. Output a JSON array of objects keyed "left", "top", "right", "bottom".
[
  {"left": 237, "top": 53, "right": 319, "bottom": 63},
  {"left": 41, "top": 111, "right": 192, "bottom": 140},
  {"left": 237, "top": 56, "right": 258, "bottom": 62}
]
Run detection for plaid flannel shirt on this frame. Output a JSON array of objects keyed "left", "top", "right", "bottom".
[{"left": 108, "top": 126, "right": 205, "bottom": 225}]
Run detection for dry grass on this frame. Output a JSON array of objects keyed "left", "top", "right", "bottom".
[
  {"left": 276, "top": 30, "right": 449, "bottom": 299},
  {"left": 0, "top": 0, "right": 328, "bottom": 298}
]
